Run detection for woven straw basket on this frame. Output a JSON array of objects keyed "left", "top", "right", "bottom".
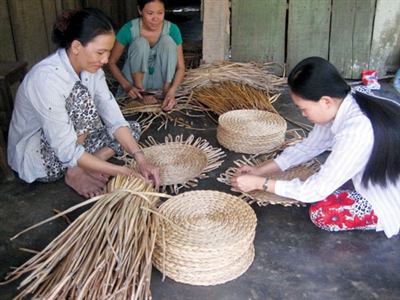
[
  {"left": 245, "top": 164, "right": 318, "bottom": 207},
  {"left": 217, "top": 109, "right": 287, "bottom": 154},
  {"left": 125, "top": 135, "right": 225, "bottom": 194},
  {"left": 218, "top": 155, "right": 321, "bottom": 207},
  {"left": 152, "top": 190, "right": 257, "bottom": 285}
]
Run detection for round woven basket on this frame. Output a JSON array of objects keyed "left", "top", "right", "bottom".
[
  {"left": 152, "top": 190, "right": 257, "bottom": 286},
  {"left": 124, "top": 135, "right": 226, "bottom": 194},
  {"left": 141, "top": 144, "right": 208, "bottom": 185},
  {"left": 217, "top": 154, "right": 321, "bottom": 207},
  {"left": 246, "top": 164, "right": 317, "bottom": 207},
  {"left": 217, "top": 109, "right": 286, "bottom": 154}
]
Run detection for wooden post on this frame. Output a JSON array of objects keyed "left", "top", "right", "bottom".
[
  {"left": 202, "top": 0, "right": 230, "bottom": 62},
  {"left": 370, "top": 0, "right": 400, "bottom": 75}
]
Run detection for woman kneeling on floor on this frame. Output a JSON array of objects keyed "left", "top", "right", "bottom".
[
  {"left": 8, "top": 8, "right": 159, "bottom": 198},
  {"left": 107, "top": 0, "right": 185, "bottom": 111},
  {"left": 231, "top": 57, "right": 400, "bottom": 238}
]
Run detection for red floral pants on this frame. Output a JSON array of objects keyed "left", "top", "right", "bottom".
[{"left": 309, "top": 190, "right": 378, "bottom": 232}]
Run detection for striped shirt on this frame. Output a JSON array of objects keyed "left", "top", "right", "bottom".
[
  {"left": 274, "top": 94, "right": 400, "bottom": 238},
  {"left": 8, "top": 48, "right": 129, "bottom": 183}
]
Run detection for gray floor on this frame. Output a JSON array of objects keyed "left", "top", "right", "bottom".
[{"left": 1, "top": 7, "right": 400, "bottom": 300}]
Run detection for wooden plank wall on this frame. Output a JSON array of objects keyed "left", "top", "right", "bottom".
[
  {"left": 329, "top": 0, "right": 375, "bottom": 79},
  {"left": 1, "top": 0, "right": 138, "bottom": 70},
  {"left": 0, "top": 0, "right": 16, "bottom": 61},
  {"left": 231, "top": 0, "right": 287, "bottom": 75},
  {"left": 1, "top": 0, "right": 399, "bottom": 79},
  {"left": 370, "top": 0, "right": 400, "bottom": 75},
  {"left": 286, "top": 0, "right": 331, "bottom": 74},
  {"left": 229, "top": 0, "right": 400, "bottom": 79}
]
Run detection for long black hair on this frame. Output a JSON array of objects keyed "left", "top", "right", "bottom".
[
  {"left": 52, "top": 7, "right": 116, "bottom": 49},
  {"left": 288, "top": 56, "right": 400, "bottom": 188}
]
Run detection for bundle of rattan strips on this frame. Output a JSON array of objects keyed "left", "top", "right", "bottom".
[
  {"left": 121, "top": 134, "right": 226, "bottom": 194},
  {"left": 3, "top": 175, "right": 170, "bottom": 299},
  {"left": 218, "top": 151, "right": 321, "bottom": 207},
  {"left": 116, "top": 92, "right": 208, "bottom": 133},
  {"left": 217, "top": 109, "right": 287, "bottom": 154},
  {"left": 152, "top": 189, "right": 257, "bottom": 286}
]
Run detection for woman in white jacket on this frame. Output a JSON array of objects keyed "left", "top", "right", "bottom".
[
  {"left": 8, "top": 8, "right": 159, "bottom": 198},
  {"left": 231, "top": 57, "right": 400, "bottom": 238}
]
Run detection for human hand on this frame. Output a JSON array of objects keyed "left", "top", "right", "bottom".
[
  {"left": 161, "top": 95, "right": 177, "bottom": 111},
  {"left": 124, "top": 85, "right": 144, "bottom": 100},
  {"left": 128, "top": 169, "right": 152, "bottom": 184},
  {"left": 230, "top": 174, "right": 265, "bottom": 193},
  {"left": 235, "top": 164, "right": 260, "bottom": 176},
  {"left": 137, "top": 159, "right": 160, "bottom": 190}
]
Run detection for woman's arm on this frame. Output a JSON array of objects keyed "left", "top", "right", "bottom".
[
  {"left": 77, "top": 151, "right": 134, "bottom": 177},
  {"left": 231, "top": 160, "right": 281, "bottom": 192},
  {"left": 108, "top": 41, "right": 143, "bottom": 99},
  {"left": 113, "top": 126, "right": 160, "bottom": 189}
]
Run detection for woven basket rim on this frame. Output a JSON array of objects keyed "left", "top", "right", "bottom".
[{"left": 218, "top": 109, "right": 286, "bottom": 136}]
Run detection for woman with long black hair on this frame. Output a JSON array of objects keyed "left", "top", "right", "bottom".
[{"left": 231, "top": 57, "right": 400, "bottom": 238}]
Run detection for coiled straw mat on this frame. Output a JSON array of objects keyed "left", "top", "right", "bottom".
[
  {"left": 152, "top": 190, "right": 257, "bottom": 285},
  {"left": 217, "top": 109, "right": 287, "bottom": 154},
  {"left": 123, "top": 134, "right": 226, "bottom": 194},
  {"left": 218, "top": 153, "right": 321, "bottom": 207}
]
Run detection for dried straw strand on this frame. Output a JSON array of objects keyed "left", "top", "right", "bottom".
[
  {"left": 180, "top": 61, "right": 287, "bottom": 95},
  {"left": 190, "top": 81, "right": 280, "bottom": 118},
  {"left": 1, "top": 175, "right": 170, "bottom": 300}
]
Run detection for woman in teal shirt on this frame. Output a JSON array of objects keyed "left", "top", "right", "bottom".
[{"left": 108, "top": 0, "right": 185, "bottom": 111}]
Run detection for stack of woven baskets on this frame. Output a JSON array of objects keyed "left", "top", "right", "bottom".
[
  {"left": 217, "top": 109, "right": 287, "bottom": 154},
  {"left": 152, "top": 190, "right": 257, "bottom": 285}
]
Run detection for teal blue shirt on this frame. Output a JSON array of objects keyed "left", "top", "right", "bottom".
[{"left": 116, "top": 19, "right": 182, "bottom": 47}]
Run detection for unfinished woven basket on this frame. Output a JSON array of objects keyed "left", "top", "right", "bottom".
[
  {"left": 123, "top": 134, "right": 226, "bottom": 194},
  {"left": 218, "top": 154, "right": 321, "bottom": 207},
  {"left": 152, "top": 190, "right": 257, "bottom": 286},
  {"left": 217, "top": 109, "right": 287, "bottom": 154}
]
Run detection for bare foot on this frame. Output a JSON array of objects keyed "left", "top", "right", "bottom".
[
  {"left": 142, "top": 95, "right": 158, "bottom": 105},
  {"left": 65, "top": 167, "right": 106, "bottom": 198}
]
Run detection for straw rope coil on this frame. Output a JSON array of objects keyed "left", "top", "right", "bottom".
[
  {"left": 152, "top": 190, "right": 257, "bottom": 285},
  {"left": 122, "top": 134, "right": 226, "bottom": 194},
  {"left": 217, "top": 109, "right": 287, "bottom": 154},
  {"left": 218, "top": 154, "right": 321, "bottom": 207},
  {"left": 1, "top": 175, "right": 169, "bottom": 300}
]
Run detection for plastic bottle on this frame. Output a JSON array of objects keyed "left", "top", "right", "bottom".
[{"left": 393, "top": 68, "right": 400, "bottom": 93}]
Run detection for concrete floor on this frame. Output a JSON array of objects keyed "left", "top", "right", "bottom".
[
  {"left": 1, "top": 80, "right": 399, "bottom": 300},
  {"left": 1, "top": 7, "right": 400, "bottom": 300}
]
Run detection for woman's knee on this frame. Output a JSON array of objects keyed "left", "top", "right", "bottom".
[
  {"left": 158, "top": 35, "right": 177, "bottom": 52},
  {"left": 128, "top": 37, "right": 150, "bottom": 61}
]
